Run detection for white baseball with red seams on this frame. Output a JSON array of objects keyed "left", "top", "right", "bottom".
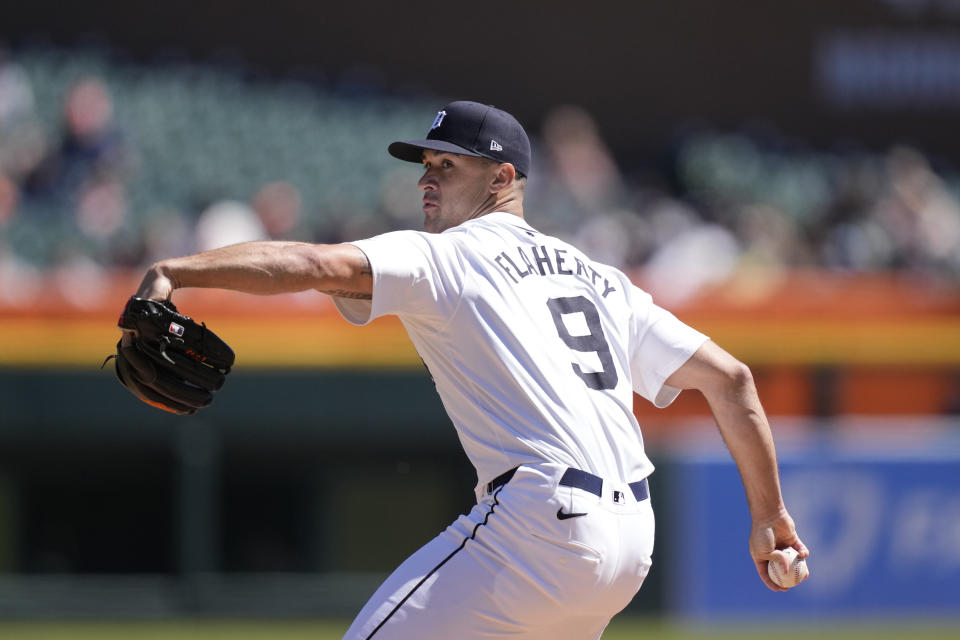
[{"left": 768, "top": 547, "right": 809, "bottom": 588}]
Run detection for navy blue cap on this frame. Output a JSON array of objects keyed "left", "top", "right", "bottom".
[{"left": 389, "top": 101, "right": 531, "bottom": 178}]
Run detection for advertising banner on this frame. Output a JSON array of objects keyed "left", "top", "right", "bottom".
[{"left": 666, "top": 422, "right": 960, "bottom": 619}]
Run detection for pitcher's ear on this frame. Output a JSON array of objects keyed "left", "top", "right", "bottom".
[{"left": 490, "top": 162, "right": 517, "bottom": 191}]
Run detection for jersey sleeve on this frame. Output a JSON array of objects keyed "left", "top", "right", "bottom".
[
  {"left": 331, "top": 230, "right": 465, "bottom": 326},
  {"left": 628, "top": 285, "right": 709, "bottom": 408}
]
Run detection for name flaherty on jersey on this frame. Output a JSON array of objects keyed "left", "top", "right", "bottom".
[{"left": 491, "top": 244, "right": 618, "bottom": 298}]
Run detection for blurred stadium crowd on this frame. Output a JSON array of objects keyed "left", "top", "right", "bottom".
[{"left": 1, "top": 45, "right": 959, "bottom": 307}]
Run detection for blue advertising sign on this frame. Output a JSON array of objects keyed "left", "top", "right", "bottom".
[{"left": 664, "top": 425, "right": 960, "bottom": 619}]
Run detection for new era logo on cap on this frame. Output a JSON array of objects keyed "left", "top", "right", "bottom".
[{"left": 387, "top": 101, "right": 531, "bottom": 177}]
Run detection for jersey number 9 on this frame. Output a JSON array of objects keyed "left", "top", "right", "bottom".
[{"left": 547, "top": 296, "right": 618, "bottom": 391}]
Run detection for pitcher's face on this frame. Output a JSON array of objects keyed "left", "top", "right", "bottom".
[{"left": 418, "top": 150, "right": 499, "bottom": 233}]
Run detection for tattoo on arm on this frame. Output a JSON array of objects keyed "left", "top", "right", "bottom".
[
  {"left": 318, "top": 251, "right": 373, "bottom": 299},
  {"left": 322, "top": 289, "right": 372, "bottom": 300}
]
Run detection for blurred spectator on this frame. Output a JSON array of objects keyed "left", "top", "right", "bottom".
[
  {"left": 378, "top": 165, "right": 428, "bottom": 231},
  {"left": 75, "top": 179, "right": 128, "bottom": 243},
  {"left": 192, "top": 181, "right": 310, "bottom": 251},
  {"left": 541, "top": 104, "right": 624, "bottom": 211},
  {"left": 0, "top": 46, "right": 35, "bottom": 127},
  {"left": 572, "top": 212, "right": 634, "bottom": 268},
  {"left": 736, "top": 203, "right": 808, "bottom": 269},
  {"left": 0, "top": 120, "right": 45, "bottom": 191},
  {"left": 524, "top": 103, "right": 672, "bottom": 284},
  {"left": 141, "top": 207, "right": 194, "bottom": 266},
  {"left": 644, "top": 220, "right": 742, "bottom": 305},
  {"left": 18, "top": 75, "right": 137, "bottom": 267},
  {"left": 879, "top": 147, "right": 960, "bottom": 274},
  {"left": 50, "top": 245, "right": 111, "bottom": 309},
  {"left": 0, "top": 46, "right": 46, "bottom": 226},
  {"left": 194, "top": 199, "right": 267, "bottom": 251},
  {"left": 528, "top": 104, "right": 630, "bottom": 240},
  {"left": 0, "top": 172, "right": 17, "bottom": 224},
  {"left": 0, "top": 239, "right": 42, "bottom": 306},
  {"left": 25, "top": 76, "right": 131, "bottom": 198},
  {"left": 252, "top": 180, "right": 304, "bottom": 240}
]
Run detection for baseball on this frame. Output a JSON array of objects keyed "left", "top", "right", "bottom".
[{"left": 767, "top": 547, "right": 808, "bottom": 588}]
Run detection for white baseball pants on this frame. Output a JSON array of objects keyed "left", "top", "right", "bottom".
[{"left": 344, "top": 462, "right": 655, "bottom": 639}]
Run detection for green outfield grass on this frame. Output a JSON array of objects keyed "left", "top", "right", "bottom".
[{"left": 0, "top": 618, "right": 957, "bottom": 639}]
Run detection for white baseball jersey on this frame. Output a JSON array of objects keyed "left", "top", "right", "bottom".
[{"left": 333, "top": 211, "right": 707, "bottom": 491}]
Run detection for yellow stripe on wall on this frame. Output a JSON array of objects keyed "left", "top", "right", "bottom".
[
  {"left": 703, "top": 319, "right": 960, "bottom": 366},
  {"left": 0, "top": 316, "right": 957, "bottom": 367},
  {"left": 0, "top": 317, "right": 420, "bottom": 369}
]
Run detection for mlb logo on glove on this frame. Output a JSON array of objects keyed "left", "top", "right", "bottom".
[{"left": 106, "top": 296, "right": 235, "bottom": 415}]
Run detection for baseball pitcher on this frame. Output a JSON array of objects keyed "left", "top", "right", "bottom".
[{"left": 121, "top": 101, "right": 808, "bottom": 639}]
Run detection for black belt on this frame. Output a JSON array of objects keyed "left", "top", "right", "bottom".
[{"left": 486, "top": 466, "right": 649, "bottom": 502}]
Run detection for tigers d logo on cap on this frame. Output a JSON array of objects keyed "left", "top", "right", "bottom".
[{"left": 389, "top": 101, "right": 531, "bottom": 178}]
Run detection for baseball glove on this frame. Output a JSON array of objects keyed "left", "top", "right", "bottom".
[{"left": 106, "top": 296, "right": 235, "bottom": 415}]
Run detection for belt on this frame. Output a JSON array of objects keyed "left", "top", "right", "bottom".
[{"left": 486, "top": 466, "right": 649, "bottom": 502}]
